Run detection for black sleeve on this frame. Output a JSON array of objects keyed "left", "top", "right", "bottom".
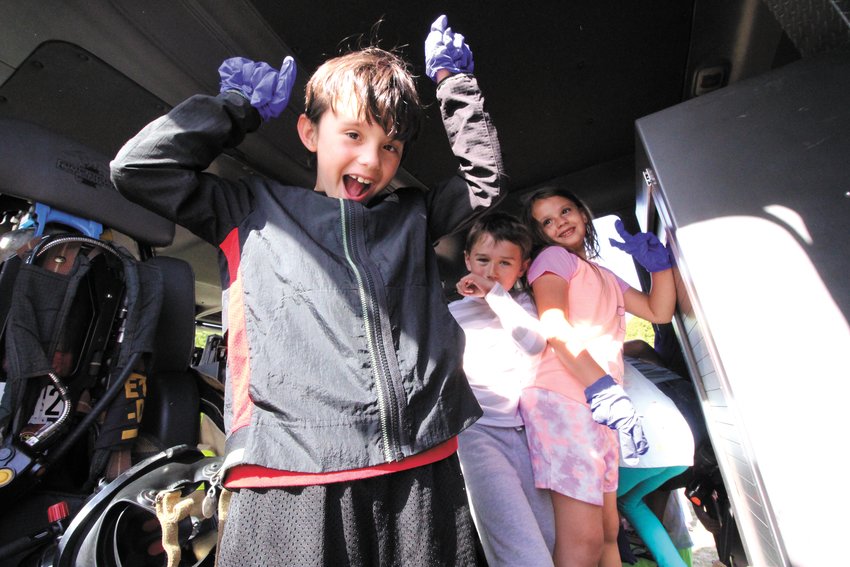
[
  {"left": 110, "top": 92, "right": 262, "bottom": 246},
  {"left": 425, "top": 74, "right": 507, "bottom": 241}
]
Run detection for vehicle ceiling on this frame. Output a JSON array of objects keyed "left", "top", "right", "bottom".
[{"left": 1, "top": 0, "right": 834, "bottom": 325}]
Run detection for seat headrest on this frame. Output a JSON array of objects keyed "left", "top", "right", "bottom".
[{"left": 146, "top": 256, "right": 195, "bottom": 374}]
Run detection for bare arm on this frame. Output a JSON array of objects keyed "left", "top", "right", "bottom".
[
  {"left": 622, "top": 267, "right": 676, "bottom": 323},
  {"left": 532, "top": 273, "right": 609, "bottom": 387},
  {"left": 435, "top": 69, "right": 454, "bottom": 83},
  {"left": 534, "top": 271, "right": 650, "bottom": 461}
]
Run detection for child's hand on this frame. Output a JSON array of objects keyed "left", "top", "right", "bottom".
[
  {"left": 425, "top": 15, "right": 474, "bottom": 83},
  {"left": 608, "top": 219, "right": 672, "bottom": 273},
  {"left": 584, "top": 375, "right": 649, "bottom": 465},
  {"left": 218, "top": 56, "right": 297, "bottom": 121},
  {"left": 456, "top": 273, "right": 493, "bottom": 298}
]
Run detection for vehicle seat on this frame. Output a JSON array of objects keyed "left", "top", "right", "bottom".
[
  {"left": 139, "top": 256, "right": 199, "bottom": 451},
  {"left": 194, "top": 332, "right": 225, "bottom": 384}
]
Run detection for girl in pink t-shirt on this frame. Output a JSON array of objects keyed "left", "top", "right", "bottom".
[{"left": 520, "top": 188, "right": 676, "bottom": 567}]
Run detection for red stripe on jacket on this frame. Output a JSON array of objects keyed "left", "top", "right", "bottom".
[{"left": 220, "top": 229, "right": 252, "bottom": 432}]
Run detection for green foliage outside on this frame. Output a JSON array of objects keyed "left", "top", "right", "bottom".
[
  {"left": 195, "top": 326, "right": 221, "bottom": 349},
  {"left": 625, "top": 316, "right": 655, "bottom": 346}
]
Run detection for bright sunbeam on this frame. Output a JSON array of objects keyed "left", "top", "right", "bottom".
[{"left": 763, "top": 204, "right": 813, "bottom": 245}]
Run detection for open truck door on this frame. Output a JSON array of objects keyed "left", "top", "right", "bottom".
[{"left": 636, "top": 48, "right": 850, "bottom": 566}]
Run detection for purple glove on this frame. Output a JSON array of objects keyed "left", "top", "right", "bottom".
[
  {"left": 585, "top": 375, "right": 649, "bottom": 465},
  {"left": 609, "top": 219, "right": 672, "bottom": 272},
  {"left": 218, "top": 56, "right": 296, "bottom": 121},
  {"left": 424, "top": 15, "right": 474, "bottom": 83}
]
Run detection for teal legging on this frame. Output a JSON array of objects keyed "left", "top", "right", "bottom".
[{"left": 617, "top": 465, "right": 689, "bottom": 567}]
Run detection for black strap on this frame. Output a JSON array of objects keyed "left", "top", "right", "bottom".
[{"left": 0, "top": 254, "right": 22, "bottom": 342}]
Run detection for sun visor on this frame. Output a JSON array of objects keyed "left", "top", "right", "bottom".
[{"left": 0, "top": 118, "right": 174, "bottom": 246}]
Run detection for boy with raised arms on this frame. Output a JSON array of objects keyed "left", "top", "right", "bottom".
[{"left": 111, "top": 15, "right": 504, "bottom": 567}]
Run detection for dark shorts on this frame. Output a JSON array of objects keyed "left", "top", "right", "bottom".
[{"left": 216, "top": 454, "right": 487, "bottom": 567}]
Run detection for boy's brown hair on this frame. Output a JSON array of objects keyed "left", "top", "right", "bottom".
[
  {"left": 304, "top": 47, "right": 422, "bottom": 145},
  {"left": 465, "top": 211, "right": 534, "bottom": 261}
]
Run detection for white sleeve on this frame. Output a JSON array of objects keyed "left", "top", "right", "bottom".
[{"left": 484, "top": 285, "right": 547, "bottom": 356}]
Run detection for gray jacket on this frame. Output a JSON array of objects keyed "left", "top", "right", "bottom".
[{"left": 111, "top": 74, "right": 505, "bottom": 473}]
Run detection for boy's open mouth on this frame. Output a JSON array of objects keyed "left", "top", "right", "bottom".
[{"left": 344, "top": 174, "right": 372, "bottom": 198}]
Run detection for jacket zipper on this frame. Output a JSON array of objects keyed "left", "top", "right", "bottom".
[{"left": 339, "top": 199, "right": 403, "bottom": 462}]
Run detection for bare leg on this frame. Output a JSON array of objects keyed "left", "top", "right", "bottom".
[
  {"left": 600, "top": 491, "right": 621, "bottom": 567},
  {"left": 551, "top": 490, "right": 603, "bottom": 567}
]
